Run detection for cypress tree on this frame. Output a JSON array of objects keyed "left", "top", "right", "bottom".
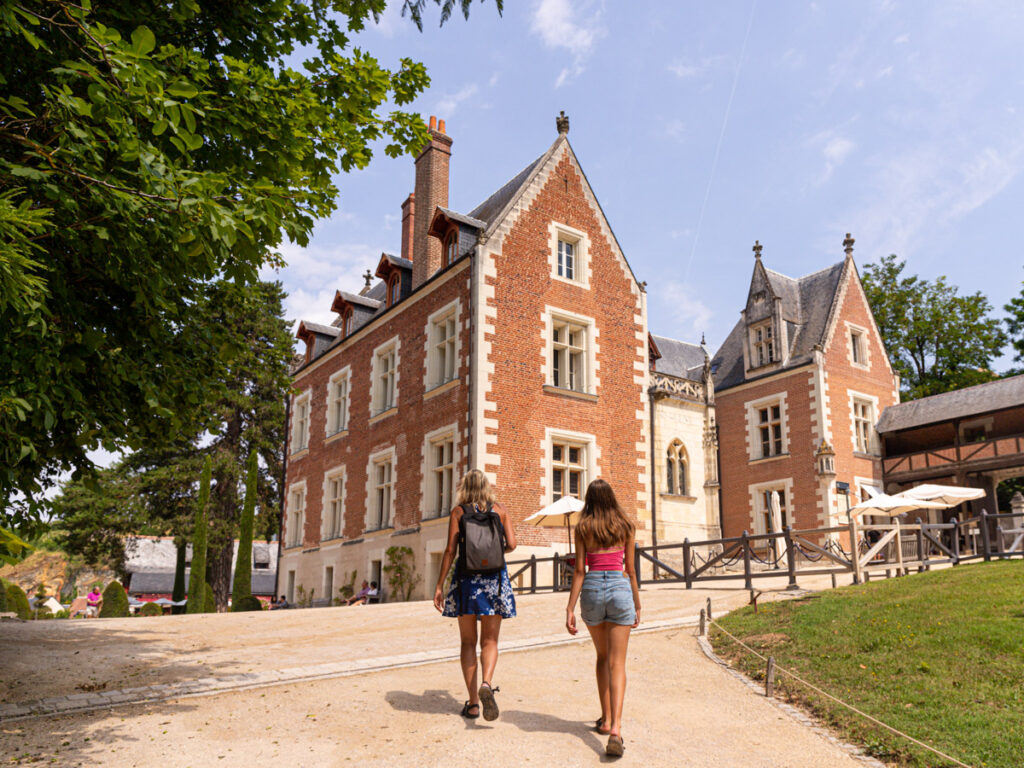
[
  {"left": 171, "top": 541, "right": 187, "bottom": 615},
  {"left": 231, "top": 452, "right": 257, "bottom": 609},
  {"left": 186, "top": 456, "right": 211, "bottom": 614}
]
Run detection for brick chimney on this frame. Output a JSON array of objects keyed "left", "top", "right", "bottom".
[
  {"left": 412, "top": 116, "right": 452, "bottom": 289},
  {"left": 400, "top": 193, "right": 415, "bottom": 263}
]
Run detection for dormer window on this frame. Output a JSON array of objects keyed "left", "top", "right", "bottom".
[
  {"left": 444, "top": 233, "right": 458, "bottom": 267},
  {"left": 751, "top": 322, "right": 774, "bottom": 367},
  {"left": 387, "top": 276, "right": 400, "bottom": 307},
  {"left": 341, "top": 309, "right": 353, "bottom": 337}
]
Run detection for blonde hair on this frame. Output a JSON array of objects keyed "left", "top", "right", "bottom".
[
  {"left": 575, "top": 478, "right": 634, "bottom": 550},
  {"left": 456, "top": 469, "right": 496, "bottom": 508}
]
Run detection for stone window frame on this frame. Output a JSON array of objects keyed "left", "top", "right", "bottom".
[
  {"left": 284, "top": 480, "right": 307, "bottom": 549},
  {"left": 290, "top": 389, "right": 312, "bottom": 455},
  {"left": 320, "top": 463, "right": 346, "bottom": 542},
  {"left": 665, "top": 439, "right": 689, "bottom": 497},
  {"left": 542, "top": 427, "right": 599, "bottom": 507},
  {"left": 542, "top": 306, "right": 600, "bottom": 397},
  {"left": 848, "top": 390, "right": 880, "bottom": 456},
  {"left": 424, "top": 299, "right": 461, "bottom": 393},
  {"left": 747, "top": 478, "right": 794, "bottom": 536},
  {"left": 547, "top": 221, "right": 591, "bottom": 289},
  {"left": 421, "top": 422, "right": 459, "bottom": 520},
  {"left": 749, "top": 320, "right": 776, "bottom": 369},
  {"left": 325, "top": 365, "right": 351, "bottom": 439},
  {"left": 744, "top": 392, "right": 789, "bottom": 462},
  {"left": 365, "top": 446, "right": 397, "bottom": 532},
  {"left": 369, "top": 336, "right": 400, "bottom": 419},
  {"left": 845, "top": 321, "right": 871, "bottom": 370}
]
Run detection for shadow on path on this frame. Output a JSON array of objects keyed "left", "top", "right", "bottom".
[
  {"left": 385, "top": 688, "right": 490, "bottom": 730},
  {"left": 501, "top": 709, "right": 607, "bottom": 759}
]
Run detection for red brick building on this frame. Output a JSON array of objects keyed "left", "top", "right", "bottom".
[
  {"left": 282, "top": 114, "right": 649, "bottom": 602},
  {"left": 710, "top": 237, "right": 900, "bottom": 538}
]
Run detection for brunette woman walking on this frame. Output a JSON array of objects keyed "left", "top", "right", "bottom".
[
  {"left": 565, "top": 478, "right": 641, "bottom": 757},
  {"left": 433, "top": 470, "right": 517, "bottom": 721}
]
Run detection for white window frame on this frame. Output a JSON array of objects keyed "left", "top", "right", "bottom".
[
  {"left": 285, "top": 481, "right": 307, "bottom": 548},
  {"left": 542, "top": 427, "right": 599, "bottom": 506},
  {"left": 849, "top": 391, "right": 879, "bottom": 455},
  {"left": 365, "top": 447, "right": 396, "bottom": 531},
  {"left": 547, "top": 221, "right": 590, "bottom": 288},
  {"left": 744, "top": 393, "right": 789, "bottom": 462},
  {"left": 290, "top": 390, "right": 311, "bottom": 454},
  {"left": 750, "top": 321, "right": 775, "bottom": 368},
  {"left": 320, "top": 464, "right": 346, "bottom": 542},
  {"left": 543, "top": 307, "right": 599, "bottom": 395},
  {"left": 845, "top": 321, "right": 871, "bottom": 370},
  {"left": 422, "top": 423, "right": 458, "bottom": 519},
  {"left": 748, "top": 478, "right": 794, "bottom": 536},
  {"left": 370, "top": 337, "right": 400, "bottom": 417},
  {"left": 424, "top": 299, "right": 461, "bottom": 391},
  {"left": 325, "top": 366, "right": 351, "bottom": 438}
]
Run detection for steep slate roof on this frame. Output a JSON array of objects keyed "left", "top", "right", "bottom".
[
  {"left": 712, "top": 260, "right": 847, "bottom": 391},
  {"left": 468, "top": 153, "right": 548, "bottom": 226},
  {"left": 651, "top": 334, "right": 707, "bottom": 382},
  {"left": 129, "top": 570, "right": 277, "bottom": 596},
  {"left": 877, "top": 374, "right": 1024, "bottom": 433}
]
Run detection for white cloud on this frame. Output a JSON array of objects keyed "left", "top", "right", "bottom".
[
  {"left": 893, "top": 32, "right": 910, "bottom": 44},
  {"left": 664, "top": 119, "right": 686, "bottom": 142},
  {"left": 531, "top": 0, "right": 605, "bottom": 87},
  {"left": 807, "top": 129, "right": 857, "bottom": 184},
  {"left": 654, "top": 281, "right": 714, "bottom": 344},
  {"left": 437, "top": 83, "right": 479, "bottom": 116},
  {"left": 667, "top": 56, "right": 721, "bottom": 81}
]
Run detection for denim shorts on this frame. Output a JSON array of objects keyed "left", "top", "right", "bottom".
[{"left": 580, "top": 571, "right": 636, "bottom": 627}]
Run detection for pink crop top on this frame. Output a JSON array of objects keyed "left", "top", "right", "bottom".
[{"left": 586, "top": 549, "right": 624, "bottom": 571}]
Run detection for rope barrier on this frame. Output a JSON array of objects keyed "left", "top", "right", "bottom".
[{"left": 707, "top": 618, "right": 972, "bottom": 768}]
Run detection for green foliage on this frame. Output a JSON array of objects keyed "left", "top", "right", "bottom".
[
  {"left": 0, "top": 579, "right": 7, "bottom": 612},
  {"left": 171, "top": 541, "right": 186, "bottom": 615},
  {"left": 232, "top": 595, "right": 263, "bottom": 612},
  {"left": 0, "top": 525, "right": 33, "bottom": 565},
  {"left": 339, "top": 569, "right": 358, "bottom": 600},
  {"left": 231, "top": 450, "right": 259, "bottom": 606},
  {"left": 383, "top": 545, "right": 419, "bottom": 602},
  {"left": 99, "top": 580, "right": 129, "bottom": 618},
  {"left": 711, "top": 562, "right": 1024, "bottom": 768},
  {"left": 862, "top": 254, "right": 1007, "bottom": 400},
  {"left": 203, "top": 581, "right": 216, "bottom": 614},
  {"left": 139, "top": 601, "right": 163, "bottom": 617},
  {"left": 1003, "top": 271, "right": 1024, "bottom": 368},
  {"left": 186, "top": 456, "right": 211, "bottom": 614},
  {"left": 0, "top": 0, "right": 497, "bottom": 527},
  {"left": 5, "top": 582, "right": 31, "bottom": 619}
]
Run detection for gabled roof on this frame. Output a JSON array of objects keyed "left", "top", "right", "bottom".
[
  {"left": 468, "top": 153, "right": 548, "bottom": 226},
  {"left": 375, "top": 252, "right": 413, "bottom": 279},
  {"left": 651, "top": 334, "right": 707, "bottom": 382},
  {"left": 297, "top": 321, "right": 339, "bottom": 339},
  {"left": 712, "top": 259, "right": 847, "bottom": 391},
  {"left": 331, "top": 290, "right": 382, "bottom": 314},
  {"left": 433, "top": 207, "right": 486, "bottom": 231},
  {"left": 877, "top": 374, "right": 1024, "bottom": 433}
]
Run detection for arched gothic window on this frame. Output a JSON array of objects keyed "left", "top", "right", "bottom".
[
  {"left": 387, "top": 275, "right": 400, "bottom": 306},
  {"left": 666, "top": 440, "right": 688, "bottom": 496}
]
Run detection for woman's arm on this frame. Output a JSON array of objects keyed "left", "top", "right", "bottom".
[
  {"left": 496, "top": 503, "right": 517, "bottom": 552},
  {"left": 433, "top": 506, "right": 463, "bottom": 613},
  {"left": 565, "top": 529, "right": 587, "bottom": 635},
  {"left": 623, "top": 529, "right": 641, "bottom": 628}
]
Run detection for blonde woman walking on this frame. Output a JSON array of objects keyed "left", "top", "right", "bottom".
[
  {"left": 565, "top": 478, "right": 640, "bottom": 757},
  {"left": 434, "top": 470, "right": 517, "bottom": 721}
]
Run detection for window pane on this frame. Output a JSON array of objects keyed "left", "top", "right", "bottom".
[
  {"left": 569, "top": 470, "right": 580, "bottom": 497},
  {"left": 569, "top": 446, "right": 580, "bottom": 464}
]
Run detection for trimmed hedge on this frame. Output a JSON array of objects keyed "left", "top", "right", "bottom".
[
  {"left": 5, "top": 582, "right": 31, "bottom": 619},
  {"left": 139, "top": 601, "right": 163, "bottom": 617},
  {"left": 231, "top": 595, "right": 263, "bottom": 612},
  {"left": 99, "top": 581, "right": 129, "bottom": 618},
  {"left": 0, "top": 579, "right": 8, "bottom": 613},
  {"left": 203, "top": 582, "right": 216, "bottom": 613}
]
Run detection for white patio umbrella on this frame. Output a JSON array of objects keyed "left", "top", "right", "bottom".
[
  {"left": 850, "top": 494, "right": 946, "bottom": 518},
  {"left": 768, "top": 491, "right": 788, "bottom": 570},
  {"left": 894, "top": 484, "right": 985, "bottom": 508},
  {"left": 523, "top": 495, "right": 585, "bottom": 553}
]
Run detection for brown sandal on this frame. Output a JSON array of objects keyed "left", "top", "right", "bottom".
[
  {"left": 606, "top": 734, "right": 625, "bottom": 757},
  {"left": 460, "top": 701, "right": 480, "bottom": 719}
]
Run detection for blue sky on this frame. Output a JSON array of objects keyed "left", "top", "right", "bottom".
[{"left": 269, "top": 0, "right": 1024, "bottom": 367}]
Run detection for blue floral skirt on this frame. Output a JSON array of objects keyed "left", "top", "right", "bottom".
[{"left": 442, "top": 567, "right": 517, "bottom": 618}]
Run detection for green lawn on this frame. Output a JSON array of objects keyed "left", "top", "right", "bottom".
[{"left": 709, "top": 561, "right": 1024, "bottom": 767}]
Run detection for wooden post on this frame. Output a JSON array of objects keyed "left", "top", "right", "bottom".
[
  {"left": 745, "top": 532, "right": 753, "bottom": 593},
  {"left": 706, "top": 597, "right": 712, "bottom": 621},
  {"left": 894, "top": 518, "right": 905, "bottom": 576},
  {"left": 765, "top": 656, "right": 776, "bottom": 697},
  {"left": 848, "top": 516, "right": 862, "bottom": 585},
  {"left": 784, "top": 526, "right": 798, "bottom": 590},
  {"left": 950, "top": 516, "right": 960, "bottom": 565},
  {"left": 699, "top": 608, "right": 706, "bottom": 636},
  {"left": 529, "top": 555, "right": 537, "bottom": 594},
  {"left": 915, "top": 517, "right": 925, "bottom": 573},
  {"left": 996, "top": 524, "right": 1005, "bottom": 559},
  {"left": 831, "top": 572, "right": 837, "bottom": 589},
  {"left": 683, "top": 538, "right": 693, "bottom": 589},
  {"left": 980, "top": 510, "right": 992, "bottom": 562},
  {"left": 634, "top": 542, "right": 643, "bottom": 589},
  {"left": 553, "top": 552, "right": 561, "bottom": 592}
]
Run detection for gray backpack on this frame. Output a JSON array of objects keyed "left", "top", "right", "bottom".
[{"left": 458, "top": 503, "right": 506, "bottom": 575}]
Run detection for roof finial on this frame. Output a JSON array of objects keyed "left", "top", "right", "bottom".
[
  {"left": 843, "top": 232, "right": 855, "bottom": 257},
  {"left": 753, "top": 240, "right": 763, "bottom": 259},
  {"left": 363, "top": 269, "right": 373, "bottom": 290},
  {"left": 700, "top": 332, "right": 707, "bottom": 347},
  {"left": 556, "top": 110, "right": 569, "bottom": 135}
]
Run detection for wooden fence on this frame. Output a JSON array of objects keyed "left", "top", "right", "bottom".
[{"left": 504, "top": 510, "right": 1024, "bottom": 594}]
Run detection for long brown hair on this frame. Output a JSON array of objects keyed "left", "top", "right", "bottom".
[
  {"left": 455, "top": 469, "right": 496, "bottom": 508},
  {"left": 575, "top": 479, "right": 634, "bottom": 549}
]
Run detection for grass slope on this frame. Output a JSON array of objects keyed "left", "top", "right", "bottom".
[{"left": 710, "top": 561, "right": 1024, "bottom": 767}]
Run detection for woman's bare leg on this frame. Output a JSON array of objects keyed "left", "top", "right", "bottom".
[
  {"left": 586, "top": 622, "right": 611, "bottom": 731},
  {"left": 457, "top": 615, "right": 480, "bottom": 706},
  {"left": 478, "top": 615, "right": 502, "bottom": 685},
  {"left": 606, "top": 623, "right": 632, "bottom": 738}
]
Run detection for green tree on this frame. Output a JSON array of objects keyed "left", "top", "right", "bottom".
[
  {"left": 186, "top": 456, "right": 211, "bottom": 614},
  {"left": 231, "top": 452, "right": 257, "bottom": 608},
  {"left": 171, "top": 541, "right": 186, "bottom": 614},
  {"left": 1003, "top": 271, "right": 1024, "bottom": 371},
  {"left": 99, "top": 580, "right": 129, "bottom": 618},
  {"left": 1, "top": 0, "right": 500, "bottom": 526},
  {"left": 861, "top": 254, "right": 1006, "bottom": 400}
]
